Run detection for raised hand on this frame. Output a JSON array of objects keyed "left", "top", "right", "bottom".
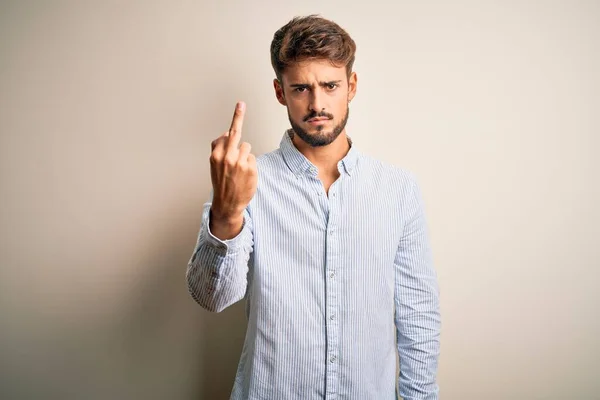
[{"left": 208, "top": 101, "right": 257, "bottom": 239}]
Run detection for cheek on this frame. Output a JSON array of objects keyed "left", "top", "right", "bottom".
[
  {"left": 287, "top": 101, "right": 306, "bottom": 117},
  {"left": 333, "top": 100, "right": 347, "bottom": 117}
]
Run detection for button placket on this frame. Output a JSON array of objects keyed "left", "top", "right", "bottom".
[{"left": 325, "top": 177, "right": 343, "bottom": 399}]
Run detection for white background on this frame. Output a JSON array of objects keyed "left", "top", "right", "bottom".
[{"left": 1, "top": 1, "right": 598, "bottom": 398}]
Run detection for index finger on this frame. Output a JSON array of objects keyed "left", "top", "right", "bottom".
[{"left": 227, "top": 101, "right": 245, "bottom": 150}]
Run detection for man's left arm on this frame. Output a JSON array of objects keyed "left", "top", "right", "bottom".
[{"left": 394, "top": 174, "right": 441, "bottom": 400}]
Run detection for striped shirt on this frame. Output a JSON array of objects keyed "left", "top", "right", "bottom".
[{"left": 187, "top": 130, "right": 440, "bottom": 400}]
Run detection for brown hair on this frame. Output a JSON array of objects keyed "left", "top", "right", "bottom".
[{"left": 270, "top": 15, "right": 357, "bottom": 82}]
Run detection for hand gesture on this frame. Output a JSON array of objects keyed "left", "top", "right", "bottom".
[{"left": 209, "top": 102, "right": 257, "bottom": 238}]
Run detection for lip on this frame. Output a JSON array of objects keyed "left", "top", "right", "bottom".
[{"left": 307, "top": 118, "right": 330, "bottom": 125}]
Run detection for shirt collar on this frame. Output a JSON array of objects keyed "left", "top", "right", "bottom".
[{"left": 279, "top": 129, "right": 359, "bottom": 177}]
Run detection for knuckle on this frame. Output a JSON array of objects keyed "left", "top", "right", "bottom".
[
  {"left": 211, "top": 137, "right": 225, "bottom": 150},
  {"left": 224, "top": 154, "right": 237, "bottom": 166},
  {"left": 210, "top": 150, "right": 223, "bottom": 162}
]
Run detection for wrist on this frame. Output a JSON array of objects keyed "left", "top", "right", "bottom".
[
  {"left": 209, "top": 206, "right": 244, "bottom": 241},
  {"left": 210, "top": 204, "right": 244, "bottom": 224}
]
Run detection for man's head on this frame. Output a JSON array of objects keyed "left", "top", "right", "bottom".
[{"left": 270, "top": 15, "right": 357, "bottom": 147}]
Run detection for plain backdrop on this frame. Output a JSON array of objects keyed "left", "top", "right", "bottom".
[{"left": 1, "top": 1, "right": 598, "bottom": 399}]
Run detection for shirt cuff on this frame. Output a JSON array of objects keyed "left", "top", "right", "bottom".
[{"left": 204, "top": 210, "right": 248, "bottom": 252}]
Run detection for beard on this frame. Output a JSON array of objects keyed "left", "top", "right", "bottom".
[{"left": 288, "top": 105, "right": 350, "bottom": 147}]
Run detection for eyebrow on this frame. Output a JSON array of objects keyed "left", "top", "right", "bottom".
[{"left": 289, "top": 80, "right": 343, "bottom": 88}]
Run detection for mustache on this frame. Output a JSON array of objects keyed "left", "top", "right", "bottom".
[{"left": 303, "top": 111, "right": 334, "bottom": 122}]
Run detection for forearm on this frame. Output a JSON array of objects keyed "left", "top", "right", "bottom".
[
  {"left": 186, "top": 203, "right": 253, "bottom": 312},
  {"left": 395, "top": 174, "right": 441, "bottom": 399},
  {"left": 396, "top": 289, "right": 440, "bottom": 400}
]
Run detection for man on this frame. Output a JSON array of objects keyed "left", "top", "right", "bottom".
[{"left": 187, "top": 15, "right": 440, "bottom": 400}]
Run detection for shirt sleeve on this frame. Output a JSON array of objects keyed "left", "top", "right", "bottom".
[
  {"left": 186, "top": 200, "right": 254, "bottom": 312},
  {"left": 394, "top": 174, "right": 441, "bottom": 400}
]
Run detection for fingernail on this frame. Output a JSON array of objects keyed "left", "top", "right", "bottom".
[{"left": 237, "top": 101, "right": 245, "bottom": 111}]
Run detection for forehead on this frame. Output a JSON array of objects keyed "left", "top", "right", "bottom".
[{"left": 281, "top": 59, "right": 346, "bottom": 84}]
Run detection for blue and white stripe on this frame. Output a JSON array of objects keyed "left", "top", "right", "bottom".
[{"left": 187, "top": 130, "right": 440, "bottom": 400}]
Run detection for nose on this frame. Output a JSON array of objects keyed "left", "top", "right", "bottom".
[{"left": 309, "top": 88, "right": 325, "bottom": 114}]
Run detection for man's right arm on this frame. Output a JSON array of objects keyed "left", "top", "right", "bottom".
[
  {"left": 187, "top": 101, "right": 256, "bottom": 313},
  {"left": 186, "top": 201, "right": 254, "bottom": 313}
]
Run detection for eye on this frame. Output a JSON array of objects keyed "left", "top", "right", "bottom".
[
  {"left": 327, "top": 83, "right": 338, "bottom": 90},
  {"left": 294, "top": 87, "right": 308, "bottom": 93}
]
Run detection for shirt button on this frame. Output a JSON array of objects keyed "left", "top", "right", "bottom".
[
  {"left": 330, "top": 355, "right": 336, "bottom": 363},
  {"left": 329, "top": 271, "right": 335, "bottom": 278},
  {"left": 330, "top": 314, "right": 335, "bottom": 320}
]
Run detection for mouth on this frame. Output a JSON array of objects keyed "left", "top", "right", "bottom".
[{"left": 307, "top": 118, "right": 330, "bottom": 125}]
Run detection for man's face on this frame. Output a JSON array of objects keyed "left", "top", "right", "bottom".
[{"left": 274, "top": 59, "right": 357, "bottom": 147}]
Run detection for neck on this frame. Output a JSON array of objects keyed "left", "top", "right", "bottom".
[{"left": 291, "top": 129, "right": 351, "bottom": 175}]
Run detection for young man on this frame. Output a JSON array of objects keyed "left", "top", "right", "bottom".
[{"left": 187, "top": 15, "right": 440, "bottom": 400}]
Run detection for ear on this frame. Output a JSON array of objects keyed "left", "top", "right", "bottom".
[
  {"left": 347, "top": 72, "right": 357, "bottom": 103},
  {"left": 273, "top": 79, "right": 287, "bottom": 106}
]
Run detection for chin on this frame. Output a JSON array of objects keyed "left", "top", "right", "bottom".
[{"left": 307, "top": 126, "right": 326, "bottom": 133}]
